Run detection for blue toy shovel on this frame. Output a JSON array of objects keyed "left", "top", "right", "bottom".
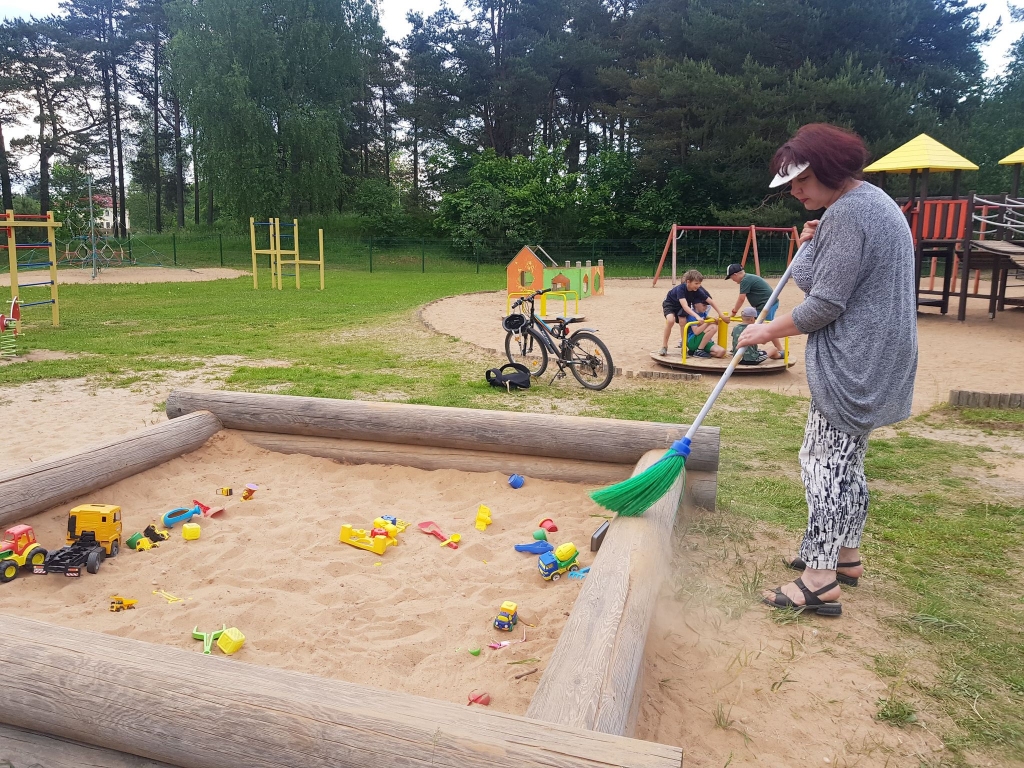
[{"left": 514, "top": 541, "right": 554, "bottom": 555}]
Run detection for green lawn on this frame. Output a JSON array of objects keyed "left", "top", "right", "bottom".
[{"left": 3, "top": 271, "right": 1023, "bottom": 764}]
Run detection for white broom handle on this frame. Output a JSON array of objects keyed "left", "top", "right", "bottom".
[{"left": 683, "top": 244, "right": 805, "bottom": 441}]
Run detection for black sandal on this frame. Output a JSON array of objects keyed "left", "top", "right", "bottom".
[
  {"left": 763, "top": 578, "right": 842, "bottom": 616},
  {"left": 788, "top": 557, "right": 861, "bottom": 587}
]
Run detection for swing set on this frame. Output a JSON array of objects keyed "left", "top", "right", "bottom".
[{"left": 652, "top": 224, "right": 800, "bottom": 285}]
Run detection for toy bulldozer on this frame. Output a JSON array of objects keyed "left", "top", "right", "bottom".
[{"left": 109, "top": 595, "right": 138, "bottom": 612}]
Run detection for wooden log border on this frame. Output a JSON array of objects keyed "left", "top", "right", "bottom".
[
  {"left": 0, "top": 411, "right": 222, "bottom": 528},
  {"left": 949, "top": 389, "right": 1024, "bottom": 408},
  {"left": 0, "top": 390, "right": 714, "bottom": 765},
  {"left": 165, "top": 390, "right": 721, "bottom": 472},
  {"left": 0, "top": 615, "right": 683, "bottom": 768}
]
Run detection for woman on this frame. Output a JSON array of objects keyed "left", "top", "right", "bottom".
[{"left": 737, "top": 123, "right": 918, "bottom": 616}]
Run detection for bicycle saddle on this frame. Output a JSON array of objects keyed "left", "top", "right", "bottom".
[{"left": 556, "top": 317, "right": 584, "bottom": 324}]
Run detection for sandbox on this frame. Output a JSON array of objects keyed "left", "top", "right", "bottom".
[{"left": 0, "top": 391, "right": 721, "bottom": 768}]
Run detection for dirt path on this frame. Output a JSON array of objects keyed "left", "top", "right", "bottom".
[{"left": 1, "top": 266, "right": 248, "bottom": 286}]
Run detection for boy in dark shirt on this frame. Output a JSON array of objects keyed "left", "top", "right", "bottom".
[
  {"left": 726, "top": 263, "right": 784, "bottom": 356},
  {"left": 659, "top": 269, "right": 728, "bottom": 356}
]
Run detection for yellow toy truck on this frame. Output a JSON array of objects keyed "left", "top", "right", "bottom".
[
  {"left": 493, "top": 601, "right": 519, "bottom": 631},
  {"left": 67, "top": 504, "right": 122, "bottom": 556},
  {"left": 538, "top": 542, "right": 581, "bottom": 581},
  {"left": 0, "top": 525, "right": 48, "bottom": 583}
]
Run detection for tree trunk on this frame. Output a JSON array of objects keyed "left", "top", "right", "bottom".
[
  {"left": 153, "top": 30, "right": 162, "bottom": 233},
  {"left": 173, "top": 96, "right": 185, "bottom": 228},
  {"left": 192, "top": 128, "right": 199, "bottom": 225},
  {"left": 36, "top": 97, "right": 51, "bottom": 215},
  {"left": 102, "top": 57, "right": 119, "bottom": 235},
  {"left": 206, "top": 164, "right": 213, "bottom": 226},
  {"left": 110, "top": 11, "right": 128, "bottom": 236},
  {"left": 411, "top": 117, "right": 419, "bottom": 201},
  {"left": 0, "top": 121, "right": 13, "bottom": 211}
]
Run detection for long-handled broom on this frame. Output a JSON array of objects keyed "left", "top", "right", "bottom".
[{"left": 590, "top": 245, "right": 805, "bottom": 517}]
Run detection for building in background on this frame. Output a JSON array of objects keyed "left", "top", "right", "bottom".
[{"left": 93, "top": 195, "right": 130, "bottom": 234}]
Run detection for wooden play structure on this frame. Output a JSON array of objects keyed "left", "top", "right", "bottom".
[
  {"left": 867, "top": 134, "right": 1024, "bottom": 320},
  {"left": 0, "top": 390, "right": 722, "bottom": 767},
  {"left": 506, "top": 245, "right": 604, "bottom": 316},
  {"left": 652, "top": 225, "right": 800, "bottom": 286},
  {"left": 3, "top": 209, "right": 61, "bottom": 332},
  {"left": 249, "top": 217, "right": 325, "bottom": 291}
]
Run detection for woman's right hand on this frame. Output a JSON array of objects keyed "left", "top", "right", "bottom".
[{"left": 798, "top": 220, "right": 819, "bottom": 245}]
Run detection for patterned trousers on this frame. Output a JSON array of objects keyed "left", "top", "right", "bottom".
[{"left": 798, "top": 404, "right": 871, "bottom": 570}]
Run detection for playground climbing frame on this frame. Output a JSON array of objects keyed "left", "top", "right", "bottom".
[{"left": 3, "top": 209, "right": 61, "bottom": 331}]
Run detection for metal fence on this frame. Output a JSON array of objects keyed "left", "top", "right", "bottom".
[{"left": 3, "top": 228, "right": 796, "bottom": 278}]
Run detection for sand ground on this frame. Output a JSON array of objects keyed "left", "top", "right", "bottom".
[
  {"left": 1, "top": 431, "right": 602, "bottom": 716},
  {"left": 1, "top": 266, "right": 249, "bottom": 286},
  {"left": 422, "top": 277, "right": 1024, "bottom": 411}
]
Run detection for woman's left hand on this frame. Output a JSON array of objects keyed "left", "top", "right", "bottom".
[{"left": 737, "top": 324, "right": 773, "bottom": 347}]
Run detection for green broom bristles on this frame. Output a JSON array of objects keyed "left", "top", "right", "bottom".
[{"left": 589, "top": 437, "right": 691, "bottom": 517}]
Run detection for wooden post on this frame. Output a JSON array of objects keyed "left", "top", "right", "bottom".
[
  {"left": 750, "top": 224, "right": 760, "bottom": 275},
  {"left": 670, "top": 224, "right": 678, "bottom": 284},
  {"left": 293, "top": 217, "right": 300, "bottom": 289},
  {"left": 786, "top": 226, "right": 798, "bottom": 265},
  {"left": 165, "top": 390, "right": 721, "bottom": 474},
  {"left": 957, "top": 192, "right": 975, "bottom": 321},
  {"left": 0, "top": 614, "right": 684, "bottom": 768},
  {"left": 0, "top": 410, "right": 221, "bottom": 526},
  {"left": 652, "top": 225, "right": 675, "bottom": 286},
  {"left": 319, "top": 228, "right": 325, "bottom": 289},
  {"left": 527, "top": 448, "right": 685, "bottom": 736},
  {"left": 5, "top": 210, "right": 18, "bottom": 333},
  {"left": 739, "top": 227, "right": 751, "bottom": 268},
  {"left": 48, "top": 212, "right": 60, "bottom": 327},
  {"left": 249, "top": 217, "right": 258, "bottom": 289}
]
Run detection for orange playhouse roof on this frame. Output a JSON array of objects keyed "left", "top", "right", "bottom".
[
  {"left": 864, "top": 134, "right": 978, "bottom": 173},
  {"left": 998, "top": 146, "right": 1024, "bottom": 166}
]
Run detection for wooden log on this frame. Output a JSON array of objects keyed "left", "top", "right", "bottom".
[
  {"left": 0, "top": 723, "right": 177, "bottom": 768},
  {"left": 0, "top": 411, "right": 221, "bottom": 527},
  {"left": 949, "top": 390, "right": 961, "bottom": 406},
  {"left": 1011, "top": 393, "right": 1022, "bottom": 408},
  {"left": 0, "top": 614, "right": 683, "bottom": 768},
  {"left": 235, "top": 431, "right": 718, "bottom": 511},
  {"left": 166, "top": 390, "right": 720, "bottom": 473},
  {"left": 236, "top": 431, "right": 634, "bottom": 485},
  {"left": 526, "top": 449, "right": 685, "bottom": 736}
]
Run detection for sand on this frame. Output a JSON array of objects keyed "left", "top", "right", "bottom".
[
  {"left": 0, "top": 266, "right": 249, "bottom": 286},
  {"left": 1, "top": 431, "right": 603, "bottom": 716},
  {"left": 421, "top": 277, "right": 1024, "bottom": 411}
]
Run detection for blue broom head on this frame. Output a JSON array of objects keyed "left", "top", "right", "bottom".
[{"left": 589, "top": 437, "right": 691, "bottom": 517}]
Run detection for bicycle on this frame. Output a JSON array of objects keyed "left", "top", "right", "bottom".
[{"left": 502, "top": 288, "right": 614, "bottom": 391}]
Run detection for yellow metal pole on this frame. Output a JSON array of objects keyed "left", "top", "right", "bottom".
[
  {"left": 249, "top": 217, "right": 259, "bottom": 290},
  {"left": 47, "top": 212, "right": 60, "bottom": 326},
  {"left": 717, "top": 317, "right": 729, "bottom": 348},
  {"left": 293, "top": 218, "right": 300, "bottom": 289},
  {"left": 318, "top": 228, "right": 325, "bottom": 290},
  {"left": 274, "top": 218, "right": 283, "bottom": 291},
  {"left": 5, "top": 210, "right": 19, "bottom": 333}
]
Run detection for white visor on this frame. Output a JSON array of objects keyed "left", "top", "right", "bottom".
[{"left": 769, "top": 161, "right": 810, "bottom": 189}]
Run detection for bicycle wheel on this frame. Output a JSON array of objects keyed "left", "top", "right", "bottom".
[
  {"left": 505, "top": 328, "right": 549, "bottom": 377},
  {"left": 566, "top": 331, "right": 614, "bottom": 390}
]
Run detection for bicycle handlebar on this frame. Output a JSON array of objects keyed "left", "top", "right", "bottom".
[{"left": 510, "top": 288, "right": 551, "bottom": 309}]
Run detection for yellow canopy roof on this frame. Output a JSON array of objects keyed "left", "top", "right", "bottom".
[
  {"left": 999, "top": 146, "right": 1024, "bottom": 165},
  {"left": 864, "top": 133, "right": 978, "bottom": 173}
]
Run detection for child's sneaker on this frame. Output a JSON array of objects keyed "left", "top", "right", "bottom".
[
  {"left": 657, "top": 347, "right": 667, "bottom": 356},
  {"left": 691, "top": 349, "right": 711, "bottom": 358}
]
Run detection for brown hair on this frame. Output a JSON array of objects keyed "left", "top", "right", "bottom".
[
  {"left": 683, "top": 269, "right": 703, "bottom": 283},
  {"left": 770, "top": 123, "right": 869, "bottom": 190}
]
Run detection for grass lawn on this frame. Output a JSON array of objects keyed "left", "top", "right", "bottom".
[{"left": 3, "top": 272, "right": 1023, "bottom": 765}]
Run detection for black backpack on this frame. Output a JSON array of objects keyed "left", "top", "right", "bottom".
[{"left": 486, "top": 363, "right": 532, "bottom": 391}]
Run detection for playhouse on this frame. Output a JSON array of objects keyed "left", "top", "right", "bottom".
[{"left": 506, "top": 246, "right": 604, "bottom": 313}]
